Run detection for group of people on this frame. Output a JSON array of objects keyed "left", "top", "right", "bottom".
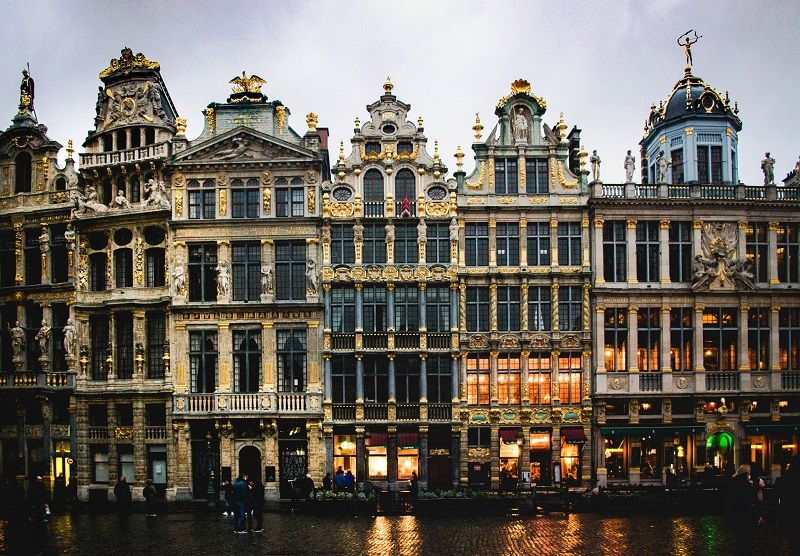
[
  {"left": 725, "top": 454, "right": 800, "bottom": 555},
  {"left": 221, "top": 474, "right": 264, "bottom": 533},
  {"left": 114, "top": 476, "right": 157, "bottom": 517}
]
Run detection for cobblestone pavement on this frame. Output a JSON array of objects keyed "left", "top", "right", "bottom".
[{"left": 0, "top": 512, "right": 791, "bottom": 555}]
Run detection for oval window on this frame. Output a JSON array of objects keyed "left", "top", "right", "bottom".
[
  {"left": 427, "top": 186, "right": 447, "bottom": 201},
  {"left": 114, "top": 228, "right": 133, "bottom": 246},
  {"left": 333, "top": 188, "right": 352, "bottom": 201},
  {"left": 143, "top": 226, "right": 166, "bottom": 245},
  {"left": 382, "top": 124, "right": 396, "bottom": 135},
  {"left": 88, "top": 231, "right": 109, "bottom": 251}
]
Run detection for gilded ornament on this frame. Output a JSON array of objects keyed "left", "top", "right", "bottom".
[
  {"left": 219, "top": 189, "right": 227, "bottom": 216},
  {"left": 307, "top": 187, "right": 315, "bottom": 214},
  {"left": 425, "top": 201, "right": 449, "bottom": 217},
  {"left": 174, "top": 189, "right": 183, "bottom": 215},
  {"left": 229, "top": 71, "right": 266, "bottom": 94},
  {"left": 466, "top": 161, "right": 486, "bottom": 189},
  {"left": 172, "top": 173, "right": 185, "bottom": 187},
  {"left": 330, "top": 202, "right": 355, "bottom": 218},
  {"left": 217, "top": 171, "right": 229, "bottom": 186},
  {"left": 275, "top": 105, "right": 286, "bottom": 134},
  {"left": 260, "top": 170, "right": 273, "bottom": 185},
  {"left": 467, "top": 198, "right": 484, "bottom": 205},
  {"left": 557, "top": 161, "right": 577, "bottom": 188},
  {"left": 135, "top": 237, "right": 144, "bottom": 285},
  {"left": 306, "top": 113, "right": 318, "bottom": 132},
  {"left": 472, "top": 113, "right": 483, "bottom": 141},
  {"left": 262, "top": 187, "right": 271, "bottom": 215},
  {"left": 305, "top": 169, "right": 317, "bottom": 184},
  {"left": 99, "top": 47, "right": 160, "bottom": 78},
  {"left": 488, "top": 158, "right": 495, "bottom": 190},
  {"left": 204, "top": 107, "right": 216, "bottom": 136},
  {"left": 498, "top": 197, "right": 516, "bottom": 204}
]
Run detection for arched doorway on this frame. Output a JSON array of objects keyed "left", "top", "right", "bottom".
[
  {"left": 706, "top": 431, "right": 734, "bottom": 469},
  {"left": 238, "top": 446, "right": 262, "bottom": 482}
]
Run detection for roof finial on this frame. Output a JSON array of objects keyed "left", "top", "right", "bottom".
[
  {"left": 339, "top": 141, "right": 345, "bottom": 161},
  {"left": 472, "top": 113, "right": 483, "bottom": 142},
  {"left": 454, "top": 146, "right": 464, "bottom": 171},
  {"left": 677, "top": 30, "right": 702, "bottom": 71},
  {"left": 383, "top": 76, "right": 393, "bottom": 94},
  {"left": 66, "top": 140, "right": 74, "bottom": 160},
  {"left": 434, "top": 140, "right": 440, "bottom": 161}
]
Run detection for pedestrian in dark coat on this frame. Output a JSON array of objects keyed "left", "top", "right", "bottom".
[
  {"left": 27, "top": 476, "right": 47, "bottom": 523},
  {"left": 143, "top": 479, "right": 157, "bottom": 516},
  {"left": 724, "top": 465, "right": 761, "bottom": 556},
  {"left": 322, "top": 473, "right": 332, "bottom": 492},
  {"left": 769, "top": 454, "right": 800, "bottom": 555},
  {"left": 113, "top": 476, "right": 132, "bottom": 516},
  {"left": 231, "top": 474, "right": 248, "bottom": 533},
  {"left": 334, "top": 466, "right": 345, "bottom": 493},
  {"left": 249, "top": 478, "right": 265, "bottom": 532},
  {"left": 344, "top": 470, "right": 355, "bottom": 493}
]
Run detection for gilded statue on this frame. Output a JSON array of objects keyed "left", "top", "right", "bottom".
[
  {"left": 229, "top": 72, "right": 266, "bottom": 94},
  {"left": 677, "top": 30, "right": 702, "bottom": 67}
]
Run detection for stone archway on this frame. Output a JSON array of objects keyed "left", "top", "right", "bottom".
[{"left": 238, "top": 445, "right": 262, "bottom": 483}]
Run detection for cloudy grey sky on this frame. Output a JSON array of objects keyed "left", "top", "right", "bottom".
[{"left": 2, "top": 0, "right": 798, "bottom": 184}]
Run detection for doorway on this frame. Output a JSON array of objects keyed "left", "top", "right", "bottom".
[{"left": 238, "top": 446, "right": 262, "bottom": 482}]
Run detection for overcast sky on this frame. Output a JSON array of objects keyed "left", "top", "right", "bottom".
[{"left": 2, "top": 0, "right": 798, "bottom": 184}]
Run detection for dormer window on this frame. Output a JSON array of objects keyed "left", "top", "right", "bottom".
[
  {"left": 365, "top": 142, "right": 381, "bottom": 155},
  {"left": 382, "top": 124, "right": 396, "bottom": 135},
  {"left": 397, "top": 142, "right": 413, "bottom": 155}
]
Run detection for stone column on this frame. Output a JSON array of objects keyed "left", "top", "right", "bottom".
[
  {"left": 355, "top": 356, "right": 364, "bottom": 402},
  {"left": 550, "top": 350, "right": 561, "bottom": 404},
  {"left": 521, "top": 351, "right": 530, "bottom": 404},
  {"left": 551, "top": 284, "right": 559, "bottom": 332},
  {"left": 262, "top": 322, "right": 274, "bottom": 392},
  {"left": 659, "top": 220, "right": 671, "bottom": 283},
  {"left": 387, "top": 355, "right": 396, "bottom": 402},
  {"left": 108, "top": 401, "right": 118, "bottom": 484},
  {"left": 173, "top": 321, "right": 188, "bottom": 393},
  {"left": 490, "top": 423, "right": 500, "bottom": 490},
  {"left": 457, "top": 219, "right": 465, "bottom": 266},
  {"left": 217, "top": 322, "right": 231, "bottom": 392},
  {"left": 323, "top": 356, "right": 332, "bottom": 401},
  {"left": 768, "top": 222, "right": 780, "bottom": 284},
  {"left": 489, "top": 283, "right": 498, "bottom": 332},
  {"left": 595, "top": 306, "right": 606, "bottom": 372},
  {"left": 355, "top": 426, "right": 366, "bottom": 485},
  {"left": 770, "top": 306, "right": 781, "bottom": 372},
  {"left": 419, "top": 425, "right": 429, "bottom": 484},
  {"left": 520, "top": 283, "right": 529, "bottom": 331},
  {"left": 40, "top": 303, "right": 53, "bottom": 371},
  {"left": 133, "top": 309, "right": 146, "bottom": 380},
  {"left": 173, "top": 421, "right": 191, "bottom": 500},
  {"left": 581, "top": 218, "right": 591, "bottom": 270},
  {"left": 40, "top": 225, "right": 50, "bottom": 285},
  {"left": 451, "top": 355, "right": 459, "bottom": 404},
  {"left": 738, "top": 306, "right": 750, "bottom": 371},
  {"left": 550, "top": 219, "right": 559, "bottom": 270},
  {"left": 626, "top": 220, "right": 638, "bottom": 283},
  {"left": 488, "top": 217, "right": 497, "bottom": 268},
  {"left": 386, "top": 283, "right": 395, "bottom": 333},
  {"left": 418, "top": 283, "right": 427, "bottom": 332},
  {"left": 660, "top": 307, "right": 672, "bottom": 372},
  {"left": 323, "top": 426, "right": 334, "bottom": 477},
  {"left": 594, "top": 218, "right": 605, "bottom": 283},
  {"left": 628, "top": 306, "right": 639, "bottom": 375},
  {"left": 419, "top": 355, "right": 428, "bottom": 403},
  {"left": 454, "top": 424, "right": 464, "bottom": 488},
  {"left": 38, "top": 396, "right": 52, "bottom": 480},
  {"left": 387, "top": 426, "right": 398, "bottom": 485},
  {"left": 458, "top": 284, "right": 467, "bottom": 331},
  {"left": 519, "top": 215, "right": 528, "bottom": 267},
  {"left": 693, "top": 306, "right": 705, "bottom": 371},
  {"left": 520, "top": 428, "right": 530, "bottom": 487},
  {"left": 132, "top": 398, "right": 146, "bottom": 484},
  {"left": 490, "top": 351, "right": 499, "bottom": 405}
]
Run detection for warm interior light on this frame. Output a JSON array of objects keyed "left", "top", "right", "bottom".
[
  {"left": 641, "top": 403, "right": 652, "bottom": 411},
  {"left": 779, "top": 401, "right": 789, "bottom": 408}
]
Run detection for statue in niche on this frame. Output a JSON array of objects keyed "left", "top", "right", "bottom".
[
  {"left": 35, "top": 320, "right": 50, "bottom": 355},
  {"left": 512, "top": 107, "right": 528, "bottom": 142},
  {"left": 10, "top": 321, "right": 25, "bottom": 358},
  {"left": 761, "top": 152, "right": 775, "bottom": 185},
  {"left": 590, "top": 150, "right": 601, "bottom": 182},
  {"left": 656, "top": 151, "right": 671, "bottom": 184},
  {"left": 173, "top": 256, "right": 187, "bottom": 296},
  {"left": 261, "top": 264, "right": 273, "bottom": 295},
  {"left": 148, "top": 79, "right": 165, "bottom": 118},
  {"left": 216, "top": 261, "right": 230, "bottom": 297},
  {"left": 449, "top": 218, "right": 459, "bottom": 242},
  {"left": 142, "top": 179, "right": 171, "bottom": 209},
  {"left": 352, "top": 220, "right": 364, "bottom": 243},
  {"left": 63, "top": 319, "right": 76, "bottom": 358},
  {"left": 417, "top": 219, "right": 427, "bottom": 244},
  {"left": 624, "top": 150, "right": 636, "bottom": 183},
  {"left": 64, "top": 227, "right": 75, "bottom": 252},
  {"left": 691, "top": 221, "right": 756, "bottom": 291},
  {"left": 306, "top": 259, "right": 318, "bottom": 295},
  {"left": 94, "top": 86, "right": 106, "bottom": 119},
  {"left": 112, "top": 189, "right": 131, "bottom": 209},
  {"left": 385, "top": 219, "right": 395, "bottom": 243}
]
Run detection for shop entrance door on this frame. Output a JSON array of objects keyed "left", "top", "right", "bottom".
[
  {"left": 238, "top": 446, "right": 262, "bottom": 482},
  {"left": 428, "top": 455, "right": 452, "bottom": 490},
  {"left": 278, "top": 440, "right": 308, "bottom": 498}
]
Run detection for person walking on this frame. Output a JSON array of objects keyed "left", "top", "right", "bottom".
[
  {"left": 249, "top": 478, "right": 265, "bottom": 533},
  {"left": 27, "top": 476, "right": 47, "bottom": 523},
  {"left": 231, "top": 474, "right": 248, "bottom": 533},
  {"left": 724, "top": 465, "right": 762, "bottom": 556},
  {"left": 113, "top": 476, "right": 132, "bottom": 517},
  {"left": 769, "top": 454, "right": 800, "bottom": 555},
  {"left": 221, "top": 480, "right": 233, "bottom": 516},
  {"left": 143, "top": 479, "right": 157, "bottom": 517}
]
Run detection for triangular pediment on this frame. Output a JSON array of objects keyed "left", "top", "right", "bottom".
[{"left": 172, "top": 127, "right": 316, "bottom": 164}]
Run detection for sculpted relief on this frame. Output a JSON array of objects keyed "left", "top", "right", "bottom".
[{"left": 691, "top": 222, "right": 756, "bottom": 291}]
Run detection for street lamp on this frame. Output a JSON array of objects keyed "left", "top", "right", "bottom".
[{"left": 204, "top": 432, "right": 216, "bottom": 508}]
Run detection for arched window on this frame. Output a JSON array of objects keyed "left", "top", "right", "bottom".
[
  {"left": 101, "top": 178, "right": 113, "bottom": 206},
  {"left": 117, "top": 130, "right": 127, "bottom": 151},
  {"left": 395, "top": 169, "right": 415, "bottom": 201},
  {"left": 15, "top": 152, "right": 32, "bottom": 193},
  {"left": 363, "top": 169, "right": 384, "bottom": 202},
  {"left": 55, "top": 177, "right": 66, "bottom": 191}
]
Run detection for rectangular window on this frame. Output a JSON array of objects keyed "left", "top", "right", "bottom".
[
  {"left": 93, "top": 449, "right": 109, "bottom": 484},
  {"left": 558, "top": 286, "right": 581, "bottom": 332},
  {"left": 528, "top": 286, "right": 551, "bottom": 331},
  {"left": 466, "top": 353, "right": 490, "bottom": 405},
  {"left": 671, "top": 148, "right": 684, "bottom": 184},
  {"left": 187, "top": 179, "right": 216, "bottom": 219},
  {"left": 746, "top": 223, "right": 768, "bottom": 283},
  {"left": 146, "top": 310, "right": 165, "bottom": 379},
  {"left": 425, "top": 285, "right": 450, "bottom": 332},
  {"left": 497, "top": 286, "right": 520, "bottom": 332},
  {"left": 395, "top": 356, "right": 420, "bottom": 404},
  {"left": 330, "top": 225, "right": 355, "bottom": 265},
  {"left": 557, "top": 222, "right": 581, "bottom": 266},
  {"left": 558, "top": 354, "right": 582, "bottom": 404},
  {"left": 603, "top": 221, "right": 627, "bottom": 282},
  {"left": 748, "top": 308, "right": 770, "bottom": 371},
  {"left": 669, "top": 222, "right": 692, "bottom": 282},
  {"left": 528, "top": 353, "right": 551, "bottom": 405},
  {"left": 24, "top": 303, "right": 42, "bottom": 373},
  {"left": 363, "top": 356, "right": 388, "bottom": 403},
  {"left": 494, "top": 158, "right": 518, "bottom": 194},
  {"left": 188, "top": 243, "right": 217, "bottom": 302},
  {"left": 114, "top": 249, "right": 133, "bottom": 288},
  {"left": 702, "top": 308, "right": 737, "bottom": 371},
  {"left": 637, "top": 308, "right": 660, "bottom": 372},
  {"left": 231, "top": 241, "right": 261, "bottom": 302},
  {"left": 526, "top": 222, "right": 551, "bottom": 266},
  {"left": 50, "top": 303, "right": 68, "bottom": 372},
  {"left": 394, "top": 224, "right": 418, "bottom": 264},
  {"left": 497, "top": 353, "right": 521, "bottom": 405},
  {"left": 0, "top": 231, "right": 15, "bottom": 287},
  {"left": 465, "top": 223, "right": 489, "bottom": 266},
  {"left": 426, "top": 224, "right": 450, "bottom": 264},
  {"left": 466, "top": 286, "right": 490, "bottom": 332},
  {"left": 697, "top": 146, "right": 723, "bottom": 184},
  {"left": 233, "top": 328, "right": 261, "bottom": 392},
  {"left": 636, "top": 221, "right": 660, "bottom": 282},
  {"left": 362, "top": 285, "right": 387, "bottom": 332},
  {"left": 276, "top": 187, "right": 305, "bottom": 217},
  {"left": 331, "top": 355, "right": 357, "bottom": 403},
  {"left": 90, "top": 314, "right": 109, "bottom": 380},
  {"left": 670, "top": 308, "right": 693, "bottom": 372},
  {"left": 189, "top": 330, "right": 217, "bottom": 393},
  {"left": 779, "top": 308, "right": 800, "bottom": 371},
  {"left": 231, "top": 178, "right": 260, "bottom": 219},
  {"left": 331, "top": 285, "right": 355, "bottom": 333},
  {"left": 697, "top": 146, "right": 709, "bottom": 184},
  {"left": 50, "top": 224, "right": 69, "bottom": 284},
  {"left": 275, "top": 241, "right": 306, "bottom": 300},
  {"left": 24, "top": 228, "right": 41, "bottom": 285},
  {"left": 495, "top": 223, "right": 519, "bottom": 266},
  {"left": 115, "top": 312, "right": 134, "bottom": 379},
  {"left": 467, "top": 427, "right": 491, "bottom": 447},
  {"left": 604, "top": 309, "right": 627, "bottom": 372},
  {"left": 426, "top": 355, "right": 452, "bottom": 404},
  {"left": 777, "top": 223, "right": 799, "bottom": 283},
  {"left": 525, "top": 158, "right": 549, "bottom": 194},
  {"left": 277, "top": 329, "right": 306, "bottom": 392},
  {"left": 145, "top": 248, "right": 165, "bottom": 287},
  {"left": 362, "top": 224, "right": 386, "bottom": 264},
  {"left": 394, "top": 285, "right": 419, "bottom": 332}
]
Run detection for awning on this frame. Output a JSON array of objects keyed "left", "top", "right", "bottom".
[
  {"left": 744, "top": 424, "right": 800, "bottom": 434},
  {"left": 600, "top": 425, "right": 705, "bottom": 435},
  {"left": 397, "top": 432, "right": 419, "bottom": 449},
  {"left": 561, "top": 427, "right": 588, "bottom": 445},
  {"left": 366, "top": 432, "right": 387, "bottom": 447},
  {"left": 499, "top": 428, "right": 521, "bottom": 444}
]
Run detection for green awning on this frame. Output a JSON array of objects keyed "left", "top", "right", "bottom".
[
  {"left": 744, "top": 424, "right": 800, "bottom": 434},
  {"left": 600, "top": 425, "right": 705, "bottom": 435}
]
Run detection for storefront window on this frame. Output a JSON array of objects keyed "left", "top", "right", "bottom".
[
  {"left": 367, "top": 447, "right": 387, "bottom": 480},
  {"left": 529, "top": 431, "right": 551, "bottom": 485},
  {"left": 561, "top": 443, "right": 580, "bottom": 485},
  {"left": 397, "top": 447, "right": 419, "bottom": 480},
  {"left": 639, "top": 435, "right": 660, "bottom": 480},
  {"left": 334, "top": 434, "right": 356, "bottom": 475},
  {"left": 499, "top": 439, "right": 520, "bottom": 491},
  {"left": 604, "top": 436, "right": 626, "bottom": 479},
  {"left": 706, "top": 431, "right": 733, "bottom": 469}
]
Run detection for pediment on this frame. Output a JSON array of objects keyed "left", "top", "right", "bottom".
[{"left": 173, "top": 127, "right": 316, "bottom": 164}]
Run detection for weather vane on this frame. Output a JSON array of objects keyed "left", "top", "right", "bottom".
[{"left": 677, "top": 30, "right": 702, "bottom": 68}]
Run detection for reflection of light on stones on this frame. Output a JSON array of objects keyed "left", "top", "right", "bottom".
[
  {"left": 671, "top": 517, "right": 696, "bottom": 555},
  {"left": 595, "top": 516, "right": 628, "bottom": 554}
]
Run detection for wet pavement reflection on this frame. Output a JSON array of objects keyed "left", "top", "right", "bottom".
[{"left": 0, "top": 511, "right": 790, "bottom": 555}]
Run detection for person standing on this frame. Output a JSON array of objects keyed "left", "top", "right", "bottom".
[
  {"left": 769, "top": 454, "right": 800, "bottom": 555},
  {"left": 724, "top": 465, "right": 761, "bottom": 556},
  {"left": 410, "top": 471, "right": 419, "bottom": 501},
  {"left": 249, "top": 478, "right": 264, "bottom": 533},
  {"left": 143, "top": 479, "right": 157, "bottom": 517},
  {"left": 113, "top": 476, "right": 132, "bottom": 517},
  {"left": 221, "top": 480, "right": 233, "bottom": 516},
  {"left": 334, "top": 466, "right": 345, "bottom": 494},
  {"left": 322, "top": 473, "right": 332, "bottom": 492},
  {"left": 28, "top": 476, "right": 47, "bottom": 523},
  {"left": 344, "top": 470, "right": 355, "bottom": 493},
  {"left": 231, "top": 474, "right": 248, "bottom": 533}
]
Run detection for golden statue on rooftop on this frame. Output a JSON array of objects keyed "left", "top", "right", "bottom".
[{"left": 229, "top": 72, "right": 266, "bottom": 94}]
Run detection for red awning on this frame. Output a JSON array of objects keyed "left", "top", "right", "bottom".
[
  {"left": 561, "top": 427, "right": 588, "bottom": 445},
  {"left": 397, "top": 432, "right": 419, "bottom": 448},
  {"left": 367, "top": 432, "right": 387, "bottom": 447},
  {"left": 499, "top": 428, "right": 521, "bottom": 444}
]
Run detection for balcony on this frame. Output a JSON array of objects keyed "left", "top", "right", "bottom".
[
  {"left": 173, "top": 392, "right": 322, "bottom": 416},
  {"left": 782, "top": 372, "right": 800, "bottom": 390},
  {"left": 427, "top": 333, "right": 451, "bottom": 350},
  {"left": 705, "top": 372, "right": 740, "bottom": 391},
  {"left": 0, "top": 372, "right": 76, "bottom": 390},
  {"left": 145, "top": 426, "right": 167, "bottom": 440},
  {"left": 363, "top": 333, "right": 388, "bottom": 349},
  {"left": 594, "top": 182, "right": 800, "bottom": 202},
  {"left": 364, "top": 403, "right": 388, "bottom": 420},
  {"left": 80, "top": 141, "right": 171, "bottom": 168},
  {"left": 397, "top": 404, "right": 420, "bottom": 420},
  {"left": 88, "top": 427, "right": 108, "bottom": 441},
  {"left": 332, "top": 404, "right": 356, "bottom": 420},
  {"left": 639, "top": 373, "right": 662, "bottom": 392},
  {"left": 428, "top": 403, "right": 452, "bottom": 421},
  {"left": 331, "top": 334, "right": 355, "bottom": 350}
]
